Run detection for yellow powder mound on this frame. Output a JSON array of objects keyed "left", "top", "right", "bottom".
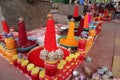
[
  {"left": 59, "top": 21, "right": 78, "bottom": 47},
  {"left": 60, "top": 38, "right": 78, "bottom": 46}
]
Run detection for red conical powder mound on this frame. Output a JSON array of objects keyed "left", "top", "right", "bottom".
[{"left": 44, "top": 13, "right": 57, "bottom": 52}]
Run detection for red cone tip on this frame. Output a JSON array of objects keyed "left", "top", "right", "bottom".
[
  {"left": 76, "top": 4, "right": 78, "bottom": 6},
  {"left": 18, "top": 17, "right": 28, "bottom": 46},
  {"left": 1, "top": 17, "right": 10, "bottom": 33},
  {"left": 47, "top": 13, "right": 53, "bottom": 19},
  {"left": 1, "top": 17, "right": 5, "bottom": 21},
  {"left": 73, "top": 4, "right": 79, "bottom": 18},
  {"left": 19, "top": 17, "right": 24, "bottom": 21}
]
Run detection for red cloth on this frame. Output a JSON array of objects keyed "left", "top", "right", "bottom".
[
  {"left": 2, "top": 20, "right": 9, "bottom": 33},
  {"left": 18, "top": 21, "right": 28, "bottom": 46},
  {"left": 78, "top": 39, "right": 87, "bottom": 52},
  {"left": 75, "top": 18, "right": 84, "bottom": 36},
  {"left": 73, "top": 5, "right": 79, "bottom": 18},
  {"left": 44, "top": 19, "right": 57, "bottom": 52}
]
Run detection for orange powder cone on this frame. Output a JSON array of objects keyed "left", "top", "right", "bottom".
[
  {"left": 60, "top": 19, "right": 78, "bottom": 47},
  {"left": 83, "top": 14, "right": 89, "bottom": 29}
]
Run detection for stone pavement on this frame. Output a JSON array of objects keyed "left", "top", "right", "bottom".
[
  {"left": 0, "top": 55, "right": 29, "bottom": 80},
  {"left": 77, "top": 22, "right": 120, "bottom": 78},
  {"left": 112, "top": 23, "right": 120, "bottom": 78}
]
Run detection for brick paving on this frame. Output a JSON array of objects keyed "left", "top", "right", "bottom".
[
  {"left": 77, "top": 21, "right": 120, "bottom": 78},
  {"left": 112, "top": 23, "right": 120, "bottom": 78},
  {"left": 0, "top": 55, "right": 29, "bottom": 80}
]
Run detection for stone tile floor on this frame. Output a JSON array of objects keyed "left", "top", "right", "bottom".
[
  {"left": 77, "top": 22, "right": 120, "bottom": 78},
  {"left": 0, "top": 55, "right": 29, "bottom": 80}
]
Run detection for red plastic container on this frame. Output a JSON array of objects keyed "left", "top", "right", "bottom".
[
  {"left": 45, "top": 75, "right": 58, "bottom": 80},
  {"left": 44, "top": 61, "right": 59, "bottom": 76},
  {"left": 31, "top": 74, "right": 39, "bottom": 80},
  {"left": 39, "top": 70, "right": 45, "bottom": 80},
  {"left": 78, "top": 39, "right": 87, "bottom": 52},
  {"left": 21, "top": 66, "right": 27, "bottom": 73},
  {"left": 96, "top": 23, "right": 102, "bottom": 35},
  {"left": 79, "top": 51, "right": 85, "bottom": 61},
  {"left": 31, "top": 67, "right": 40, "bottom": 80},
  {"left": 17, "top": 58, "right": 24, "bottom": 69},
  {"left": 27, "top": 63, "right": 35, "bottom": 76},
  {"left": 13, "top": 59, "right": 18, "bottom": 67},
  {"left": 21, "top": 60, "right": 29, "bottom": 73},
  {"left": 65, "top": 57, "right": 72, "bottom": 66}
]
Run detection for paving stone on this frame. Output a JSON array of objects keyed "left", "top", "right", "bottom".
[
  {"left": 0, "top": 56, "right": 29, "bottom": 80},
  {"left": 77, "top": 22, "right": 118, "bottom": 78},
  {"left": 112, "top": 56, "right": 120, "bottom": 78}
]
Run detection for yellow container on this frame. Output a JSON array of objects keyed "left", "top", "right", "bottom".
[
  {"left": 85, "top": 39, "right": 91, "bottom": 51},
  {"left": 66, "top": 66, "right": 70, "bottom": 69},
  {"left": 8, "top": 57, "right": 13, "bottom": 62},
  {"left": 6, "top": 51, "right": 16, "bottom": 62},
  {"left": 6, "top": 49, "right": 17, "bottom": 59},
  {"left": 12, "top": 54, "right": 18, "bottom": 61},
  {"left": 6, "top": 49, "right": 17, "bottom": 55},
  {"left": 85, "top": 36, "right": 94, "bottom": 51},
  {"left": 27, "top": 63, "right": 35, "bottom": 71},
  {"left": 31, "top": 67, "right": 40, "bottom": 75},
  {"left": 65, "top": 57, "right": 72, "bottom": 67},
  {"left": 0, "top": 46, "right": 2, "bottom": 53},
  {"left": 39, "top": 70, "right": 45, "bottom": 79},
  {"left": 75, "top": 52, "right": 80, "bottom": 59},
  {"left": 5, "top": 38, "right": 16, "bottom": 49},
  {"left": 57, "top": 63, "right": 64, "bottom": 70},
  {"left": 2, "top": 48, "right": 6, "bottom": 56},
  {"left": 69, "top": 54, "right": 75, "bottom": 59},
  {"left": 60, "top": 60, "right": 66, "bottom": 65},
  {"left": 17, "top": 58, "right": 24, "bottom": 63},
  {"left": 89, "top": 29, "right": 96, "bottom": 37},
  {"left": 21, "top": 60, "right": 29, "bottom": 66},
  {"left": 65, "top": 57, "right": 72, "bottom": 62},
  {"left": 2, "top": 51, "right": 7, "bottom": 57}
]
